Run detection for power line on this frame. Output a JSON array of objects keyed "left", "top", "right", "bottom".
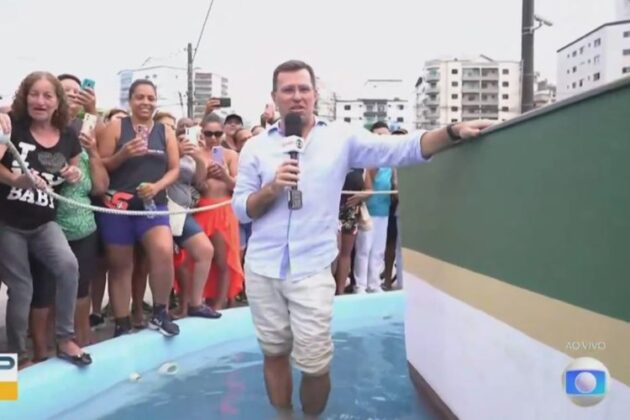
[{"left": 193, "top": 0, "right": 216, "bottom": 62}]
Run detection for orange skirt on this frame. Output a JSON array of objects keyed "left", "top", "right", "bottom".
[{"left": 174, "top": 197, "right": 243, "bottom": 300}]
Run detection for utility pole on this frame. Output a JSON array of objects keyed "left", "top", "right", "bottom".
[
  {"left": 187, "top": 42, "right": 194, "bottom": 118},
  {"left": 521, "top": 0, "right": 535, "bottom": 113}
]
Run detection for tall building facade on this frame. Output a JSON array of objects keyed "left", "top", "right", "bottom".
[
  {"left": 315, "top": 77, "right": 337, "bottom": 122},
  {"left": 556, "top": 20, "right": 630, "bottom": 100},
  {"left": 335, "top": 79, "right": 415, "bottom": 132},
  {"left": 415, "top": 56, "right": 522, "bottom": 130},
  {"left": 118, "top": 66, "right": 229, "bottom": 119}
]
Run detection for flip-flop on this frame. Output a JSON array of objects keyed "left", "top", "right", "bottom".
[{"left": 57, "top": 349, "right": 92, "bottom": 367}]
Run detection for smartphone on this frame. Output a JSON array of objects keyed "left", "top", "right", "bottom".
[
  {"left": 212, "top": 146, "right": 224, "bottom": 163},
  {"left": 185, "top": 126, "right": 200, "bottom": 145},
  {"left": 136, "top": 125, "right": 149, "bottom": 143},
  {"left": 81, "top": 78, "right": 96, "bottom": 90},
  {"left": 217, "top": 97, "right": 231, "bottom": 108},
  {"left": 81, "top": 113, "right": 98, "bottom": 136}
]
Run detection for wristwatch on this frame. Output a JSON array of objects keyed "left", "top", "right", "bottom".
[{"left": 446, "top": 123, "right": 461, "bottom": 142}]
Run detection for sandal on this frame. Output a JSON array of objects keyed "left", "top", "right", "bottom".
[
  {"left": 57, "top": 346, "right": 92, "bottom": 367},
  {"left": 188, "top": 304, "right": 222, "bottom": 319}
]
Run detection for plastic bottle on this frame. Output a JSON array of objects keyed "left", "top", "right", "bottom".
[{"left": 139, "top": 182, "right": 157, "bottom": 219}]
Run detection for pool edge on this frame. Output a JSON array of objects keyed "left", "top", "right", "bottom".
[{"left": 408, "top": 361, "right": 458, "bottom": 420}]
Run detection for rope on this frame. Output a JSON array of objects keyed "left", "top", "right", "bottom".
[{"left": 2, "top": 138, "right": 397, "bottom": 216}]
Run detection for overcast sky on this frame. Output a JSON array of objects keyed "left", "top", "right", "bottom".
[{"left": 0, "top": 0, "right": 615, "bottom": 121}]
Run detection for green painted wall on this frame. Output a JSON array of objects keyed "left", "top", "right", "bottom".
[{"left": 399, "top": 80, "right": 630, "bottom": 322}]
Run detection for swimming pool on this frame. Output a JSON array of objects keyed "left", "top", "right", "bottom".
[{"left": 4, "top": 291, "right": 435, "bottom": 419}]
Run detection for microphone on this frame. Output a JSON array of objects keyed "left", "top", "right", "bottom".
[{"left": 283, "top": 112, "right": 303, "bottom": 210}]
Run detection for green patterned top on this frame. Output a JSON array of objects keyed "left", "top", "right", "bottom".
[{"left": 56, "top": 151, "right": 97, "bottom": 241}]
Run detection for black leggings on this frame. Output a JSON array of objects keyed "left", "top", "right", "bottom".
[{"left": 31, "top": 232, "right": 99, "bottom": 308}]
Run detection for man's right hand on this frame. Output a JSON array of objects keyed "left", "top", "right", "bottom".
[
  {"left": 270, "top": 159, "right": 299, "bottom": 193},
  {"left": 121, "top": 137, "right": 148, "bottom": 159}
]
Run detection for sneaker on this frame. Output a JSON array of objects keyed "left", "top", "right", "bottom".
[
  {"left": 89, "top": 313, "right": 105, "bottom": 330},
  {"left": 149, "top": 308, "right": 180, "bottom": 337},
  {"left": 188, "top": 304, "right": 222, "bottom": 319}
]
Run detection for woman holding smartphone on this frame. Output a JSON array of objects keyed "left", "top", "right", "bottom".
[
  {"left": 155, "top": 113, "right": 219, "bottom": 319},
  {"left": 97, "top": 79, "right": 180, "bottom": 337},
  {"left": 193, "top": 114, "right": 243, "bottom": 311},
  {"left": 0, "top": 72, "right": 90, "bottom": 367}
]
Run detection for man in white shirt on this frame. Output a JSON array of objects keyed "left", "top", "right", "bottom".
[{"left": 232, "top": 60, "right": 492, "bottom": 416}]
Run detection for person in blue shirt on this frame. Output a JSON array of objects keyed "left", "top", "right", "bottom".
[{"left": 232, "top": 59, "right": 492, "bottom": 417}]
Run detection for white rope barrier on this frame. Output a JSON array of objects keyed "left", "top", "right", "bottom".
[{"left": 2, "top": 137, "right": 397, "bottom": 216}]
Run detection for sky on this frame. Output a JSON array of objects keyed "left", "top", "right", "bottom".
[{"left": 0, "top": 0, "right": 616, "bottom": 122}]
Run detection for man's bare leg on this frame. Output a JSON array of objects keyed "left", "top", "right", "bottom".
[
  {"left": 264, "top": 354, "right": 293, "bottom": 410},
  {"left": 300, "top": 371, "right": 331, "bottom": 416}
]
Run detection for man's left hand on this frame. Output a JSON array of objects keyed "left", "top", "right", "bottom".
[{"left": 455, "top": 120, "right": 495, "bottom": 140}]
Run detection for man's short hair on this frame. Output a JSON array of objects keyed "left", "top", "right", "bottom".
[
  {"left": 58, "top": 73, "right": 82, "bottom": 86},
  {"left": 370, "top": 121, "right": 389, "bottom": 132},
  {"left": 272, "top": 60, "right": 316, "bottom": 92}
]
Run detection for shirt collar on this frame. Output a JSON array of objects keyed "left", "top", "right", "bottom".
[{"left": 268, "top": 116, "right": 328, "bottom": 135}]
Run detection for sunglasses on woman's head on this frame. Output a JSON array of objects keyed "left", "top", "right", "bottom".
[{"left": 203, "top": 130, "right": 223, "bottom": 138}]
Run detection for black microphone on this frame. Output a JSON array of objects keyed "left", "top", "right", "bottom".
[{"left": 284, "top": 112, "right": 303, "bottom": 210}]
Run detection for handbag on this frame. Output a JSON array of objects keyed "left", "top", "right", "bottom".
[{"left": 167, "top": 197, "right": 187, "bottom": 237}]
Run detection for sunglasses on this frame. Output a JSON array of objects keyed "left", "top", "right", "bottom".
[{"left": 203, "top": 130, "right": 224, "bottom": 138}]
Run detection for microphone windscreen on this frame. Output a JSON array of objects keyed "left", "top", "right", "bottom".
[{"left": 284, "top": 113, "right": 303, "bottom": 137}]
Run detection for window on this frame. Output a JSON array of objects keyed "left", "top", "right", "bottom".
[
  {"left": 451, "top": 94, "right": 458, "bottom": 99},
  {"left": 594, "top": 72, "right": 601, "bottom": 81},
  {"left": 572, "top": 51, "right": 577, "bottom": 57},
  {"left": 451, "top": 69, "right": 459, "bottom": 74},
  {"left": 344, "top": 117, "right": 351, "bottom": 123},
  {"left": 594, "top": 55, "right": 601, "bottom": 64},
  {"left": 451, "top": 106, "right": 459, "bottom": 112},
  {"left": 451, "top": 119, "right": 458, "bottom": 123},
  {"left": 451, "top": 81, "right": 459, "bottom": 87},
  {"left": 588, "top": 59, "right": 591, "bottom": 64},
  {"left": 397, "top": 117, "right": 404, "bottom": 122},
  {"left": 501, "top": 106, "right": 509, "bottom": 112},
  {"left": 625, "top": 31, "right": 630, "bottom": 38},
  {"left": 579, "top": 80, "right": 583, "bottom": 87},
  {"left": 572, "top": 66, "right": 577, "bottom": 73},
  {"left": 566, "top": 69, "right": 570, "bottom": 74},
  {"left": 502, "top": 69, "right": 509, "bottom": 75},
  {"left": 344, "top": 105, "right": 351, "bottom": 111},
  {"left": 398, "top": 105, "right": 404, "bottom": 110},
  {"left": 502, "top": 94, "right": 509, "bottom": 100},
  {"left": 572, "top": 82, "right": 577, "bottom": 88},
  {"left": 594, "top": 38, "right": 601, "bottom": 47},
  {"left": 623, "top": 67, "right": 630, "bottom": 74},
  {"left": 579, "top": 46, "right": 584, "bottom": 54},
  {"left": 624, "top": 49, "right": 630, "bottom": 56},
  {"left": 502, "top": 81, "right": 509, "bottom": 87}
]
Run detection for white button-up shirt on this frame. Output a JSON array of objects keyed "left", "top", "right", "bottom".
[{"left": 232, "top": 120, "right": 427, "bottom": 281}]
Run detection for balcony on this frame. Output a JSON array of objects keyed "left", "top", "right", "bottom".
[
  {"left": 480, "top": 85, "right": 499, "bottom": 93},
  {"left": 481, "top": 72, "right": 499, "bottom": 81},
  {"left": 462, "top": 83, "right": 480, "bottom": 93},
  {"left": 424, "top": 96, "right": 439, "bottom": 106},
  {"left": 426, "top": 73, "right": 440, "bottom": 82},
  {"left": 462, "top": 72, "right": 481, "bottom": 81}
]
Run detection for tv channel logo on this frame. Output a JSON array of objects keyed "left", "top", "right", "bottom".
[
  {"left": 563, "top": 357, "right": 609, "bottom": 407},
  {"left": 0, "top": 353, "right": 18, "bottom": 400}
]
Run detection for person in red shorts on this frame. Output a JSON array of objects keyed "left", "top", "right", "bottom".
[{"left": 194, "top": 113, "right": 243, "bottom": 310}]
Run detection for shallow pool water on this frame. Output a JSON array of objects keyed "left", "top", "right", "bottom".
[{"left": 57, "top": 315, "right": 436, "bottom": 419}]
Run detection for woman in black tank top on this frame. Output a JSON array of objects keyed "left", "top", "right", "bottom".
[{"left": 97, "top": 79, "right": 181, "bottom": 337}]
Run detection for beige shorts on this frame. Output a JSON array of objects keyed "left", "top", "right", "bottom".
[{"left": 245, "top": 264, "right": 336, "bottom": 376}]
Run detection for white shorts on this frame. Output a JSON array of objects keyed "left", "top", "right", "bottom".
[{"left": 245, "top": 264, "right": 336, "bottom": 376}]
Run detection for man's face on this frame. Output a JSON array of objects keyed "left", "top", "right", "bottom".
[
  {"left": 224, "top": 118, "right": 242, "bottom": 137},
  {"left": 272, "top": 69, "right": 318, "bottom": 120}
]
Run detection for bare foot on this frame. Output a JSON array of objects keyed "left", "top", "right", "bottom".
[{"left": 58, "top": 339, "right": 83, "bottom": 357}]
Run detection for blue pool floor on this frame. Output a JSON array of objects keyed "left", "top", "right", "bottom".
[{"left": 56, "top": 317, "right": 437, "bottom": 419}]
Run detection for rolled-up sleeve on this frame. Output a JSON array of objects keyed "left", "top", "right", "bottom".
[
  {"left": 232, "top": 143, "right": 261, "bottom": 223},
  {"left": 347, "top": 128, "right": 429, "bottom": 169}
]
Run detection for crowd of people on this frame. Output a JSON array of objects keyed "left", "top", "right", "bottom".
[{"left": 0, "top": 66, "right": 403, "bottom": 370}]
